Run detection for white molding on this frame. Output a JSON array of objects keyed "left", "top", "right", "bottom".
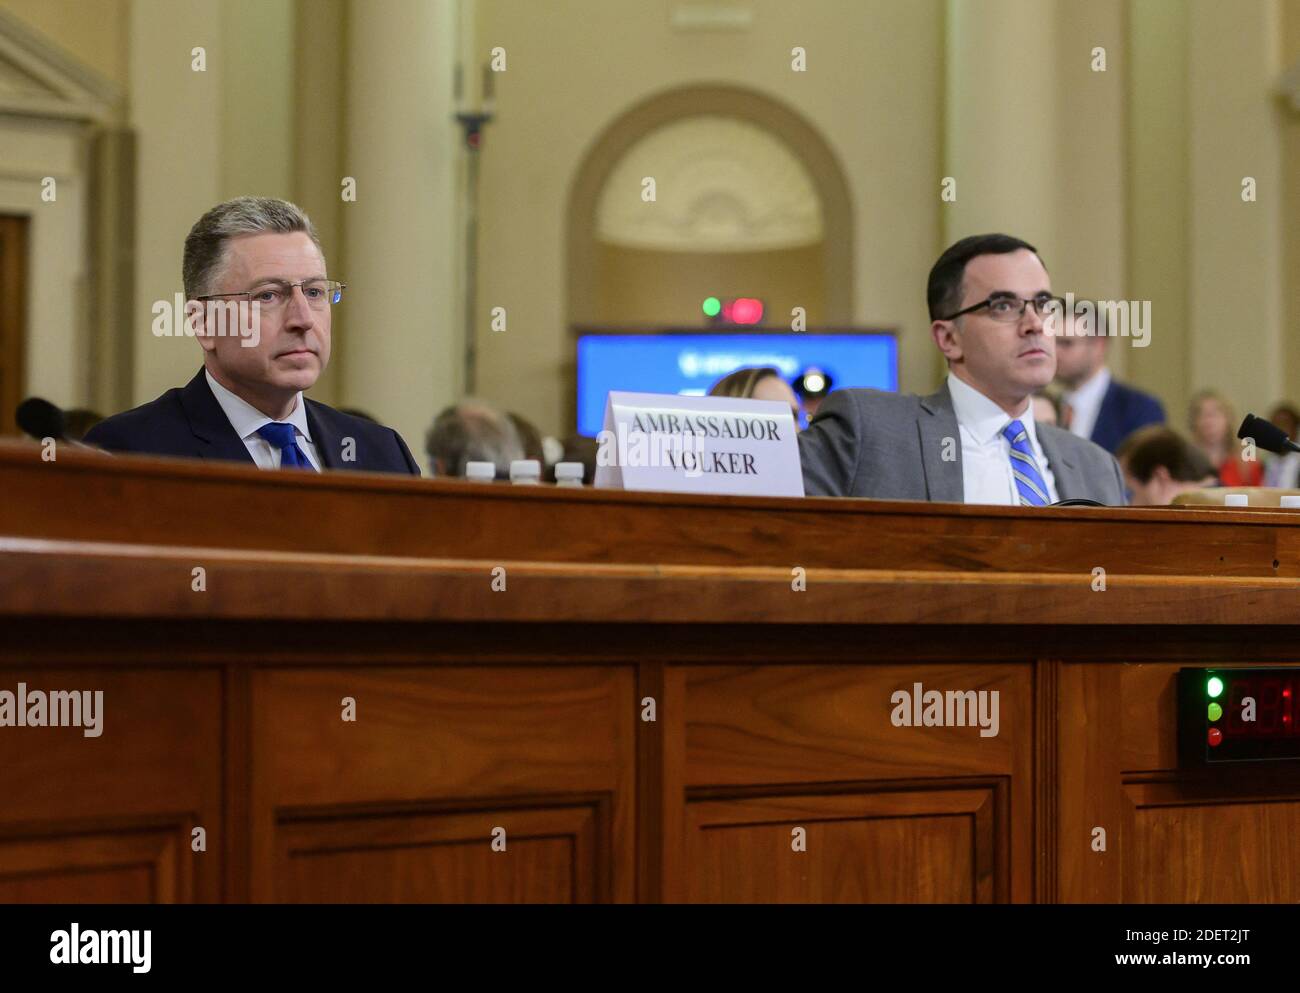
[
  {"left": 670, "top": 4, "right": 754, "bottom": 32},
  {"left": 596, "top": 115, "right": 823, "bottom": 252},
  {"left": 0, "top": 8, "right": 122, "bottom": 123}
]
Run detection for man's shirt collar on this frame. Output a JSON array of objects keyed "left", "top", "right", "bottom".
[{"left": 205, "top": 369, "right": 311, "bottom": 443}]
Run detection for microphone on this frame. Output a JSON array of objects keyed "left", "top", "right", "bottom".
[
  {"left": 16, "top": 397, "right": 67, "bottom": 441},
  {"left": 1237, "top": 414, "right": 1300, "bottom": 455},
  {"left": 14, "top": 397, "right": 110, "bottom": 455}
]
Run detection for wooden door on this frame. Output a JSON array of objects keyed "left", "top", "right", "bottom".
[{"left": 0, "top": 214, "right": 28, "bottom": 436}]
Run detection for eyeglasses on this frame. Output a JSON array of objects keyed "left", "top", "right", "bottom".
[
  {"left": 939, "top": 293, "right": 1065, "bottom": 324},
  {"left": 195, "top": 279, "right": 346, "bottom": 311}
]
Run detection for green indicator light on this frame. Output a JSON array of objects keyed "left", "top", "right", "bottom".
[
  {"left": 1208, "top": 702, "right": 1222, "bottom": 722},
  {"left": 1207, "top": 677, "right": 1224, "bottom": 699},
  {"left": 702, "top": 296, "right": 722, "bottom": 318}
]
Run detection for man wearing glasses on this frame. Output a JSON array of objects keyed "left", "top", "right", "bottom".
[
  {"left": 798, "top": 233, "right": 1126, "bottom": 505},
  {"left": 86, "top": 197, "right": 420, "bottom": 474}
]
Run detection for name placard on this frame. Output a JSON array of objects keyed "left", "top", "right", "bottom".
[{"left": 593, "top": 391, "right": 803, "bottom": 497}]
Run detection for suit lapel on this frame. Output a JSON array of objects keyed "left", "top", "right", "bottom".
[
  {"left": 305, "top": 402, "right": 338, "bottom": 470},
  {"left": 179, "top": 369, "right": 256, "bottom": 465},
  {"left": 917, "top": 383, "right": 964, "bottom": 503},
  {"left": 1091, "top": 379, "right": 1120, "bottom": 444},
  {"left": 1038, "top": 427, "right": 1084, "bottom": 500}
]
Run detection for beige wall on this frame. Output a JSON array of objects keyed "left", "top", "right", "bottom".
[
  {"left": 945, "top": 0, "right": 1127, "bottom": 385},
  {"left": 1187, "top": 0, "right": 1285, "bottom": 423},
  {"left": 1285, "top": 0, "right": 1300, "bottom": 407},
  {"left": 291, "top": 0, "right": 346, "bottom": 405},
  {"left": 341, "top": 0, "right": 459, "bottom": 465},
  {"left": 219, "top": 0, "right": 294, "bottom": 204},
  {"left": 127, "top": 0, "right": 222, "bottom": 403},
  {"left": 2, "top": 0, "right": 1297, "bottom": 443},
  {"left": 592, "top": 243, "right": 826, "bottom": 329},
  {"left": 475, "top": 0, "right": 946, "bottom": 434},
  {"left": 1127, "top": 0, "right": 1192, "bottom": 425},
  {"left": 0, "top": 0, "right": 128, "bottom": 88}
]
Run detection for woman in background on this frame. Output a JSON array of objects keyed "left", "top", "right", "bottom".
[
  {"left": 709, "top": 366, "right": 803, "bottom": 429},
  {"left": 1189, "top": 389, "right": 1263, "bottom": 487}
]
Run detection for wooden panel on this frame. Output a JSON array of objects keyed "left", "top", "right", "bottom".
[
  {"left": 0, "top": 669, "right": 221, "bottom": 824},
  {"left": 1057, "top": 661, "right": 1123, "bottom": 901},
  {"left": 12, "top": 535, "right": 1300, "bottom": 626},
  {"left": 7, "top": 455, "right": 1300, "bottom": 903},
  {"left": 1123, "top": 660, "right": 1300, "bottom": 773},
  {"left": 250, "top": 666, "right": 635, "bottom": 902},
  {"left": 0, "top": 441, "right": 1296, "bottom": 581},
  {"left": 0, "top": 668, "right": 222, "bottom": 902},
  {"left": 0, "top": 827, "right": 185, "bottom": 903},
  {"left": 277, "top": 805, "right": 600, "bottom": 903},
  {"left": 685, "top": 786, "right": 998, "bottom": 903},
  {"left": 0, "top": 216, "right": 26, "bottom": 436},
  {"left": 1124, "top": 779, "right": 1300, "bottom": 902},
  {"left": 685, "top": 664, "right": 1025, "bottom": 783},
  {"left": 637, "top": 662, "right": 687, "bottom": 903},
  {"left": 1034, "top": 659, "right": 1060, "bottom": 902},
  {"left": 683, "top": 664, "right": 1030, "bottom": 901}
]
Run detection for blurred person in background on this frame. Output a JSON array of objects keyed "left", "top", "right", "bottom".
[
  {"left": 1117, "top": 425, "right": 1219, "bottom": 506},
  {"left": 1052, "top": 301, "right": 1164, "bottom": 453},
  {"left": 1189, "top": 389, "right": 1262, "bottom": 487},
  {"left": 1030, "top": 387, "right": 1065, "bottom": 428},
  {"left": 1264, "top": 401, "right": 1300, "bottom": 488},
  {"left": 558, "top": 433, "right": 598, "bottom": 485},
  {"left": 426, "top": 399, "right": 524, "bottom": 478},
  {"left": 1268, "top": 402, "right": 1300, "bottom": 441},
  {"left": 507, "top": 411, "right": 547, "bottom": 466},
  {"left": 709, "top": 366, "right": 802, "bottom": 428}
]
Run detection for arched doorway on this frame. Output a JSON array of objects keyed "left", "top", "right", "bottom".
[{"left": 567, "top": 85, "right": 854, "bottom": 332}]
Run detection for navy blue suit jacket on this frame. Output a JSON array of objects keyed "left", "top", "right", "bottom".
[
  {"left": 84, "top": 369, "right": 421, "bottom": 475},
  {"left": 1089, "top": 378, "right": 1165, "bottom": 454}
]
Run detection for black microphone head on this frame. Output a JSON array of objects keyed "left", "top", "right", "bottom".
[
  {"left": 15, "top": 397, "right": 66, "bottom": 441},
  {"left": 1238, "top": 413, "right": 1296, "bottom": 454}
]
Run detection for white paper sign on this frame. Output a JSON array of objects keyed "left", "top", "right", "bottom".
[{"left": 593, "top": 391, "right": 804, "bottom": 497}]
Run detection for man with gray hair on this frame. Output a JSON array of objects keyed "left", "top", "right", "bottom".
[
  {"left": 426, "top": 399, "right": 525, "bottom": 477},
  {"left": 86, "top": 196, "right": 420, "bottom": 474}
]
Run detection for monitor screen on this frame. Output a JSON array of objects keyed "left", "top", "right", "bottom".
[{"left": 575, "top": 331, "right": 898, "bottom": 436}]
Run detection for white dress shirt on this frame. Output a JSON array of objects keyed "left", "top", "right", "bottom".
[
  {"left": 1063, "top": 366, "right": 1111, "bottom": 442},
  {"left": 205, "top": 370, "right": 322, "bottom": 470},
  {"left": 1265, "top": 451, "right": 1300, "bottom": 489},
  {"left": 947, "top": 372, "right": 1059, "bottom": 506}
]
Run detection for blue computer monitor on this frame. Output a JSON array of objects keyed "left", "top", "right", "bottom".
[{"left": 575, "top": 330, "right": 898, "bottom": 436}]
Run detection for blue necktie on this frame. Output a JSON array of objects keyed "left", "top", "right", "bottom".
[
  {"left": 1001, "top": 419, "right": 1049, "bottom": 506},
  {"left": 256, "top": 422, "right": 316, "bottom": 470}
]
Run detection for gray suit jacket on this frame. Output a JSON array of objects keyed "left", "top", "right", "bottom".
[{"left": 798, "top": 383, "right": 1128, "bottom": 505}]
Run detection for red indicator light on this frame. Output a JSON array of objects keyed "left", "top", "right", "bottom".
[
  {"left": 1285, "top": 688, "right": 1292, "bottom": 698},
  {"left": 1208, "top": 728, "right": 1223, "bottom": 747},
  {"left": 727, "top": 298, "right": 764, "bottom": 325}
]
